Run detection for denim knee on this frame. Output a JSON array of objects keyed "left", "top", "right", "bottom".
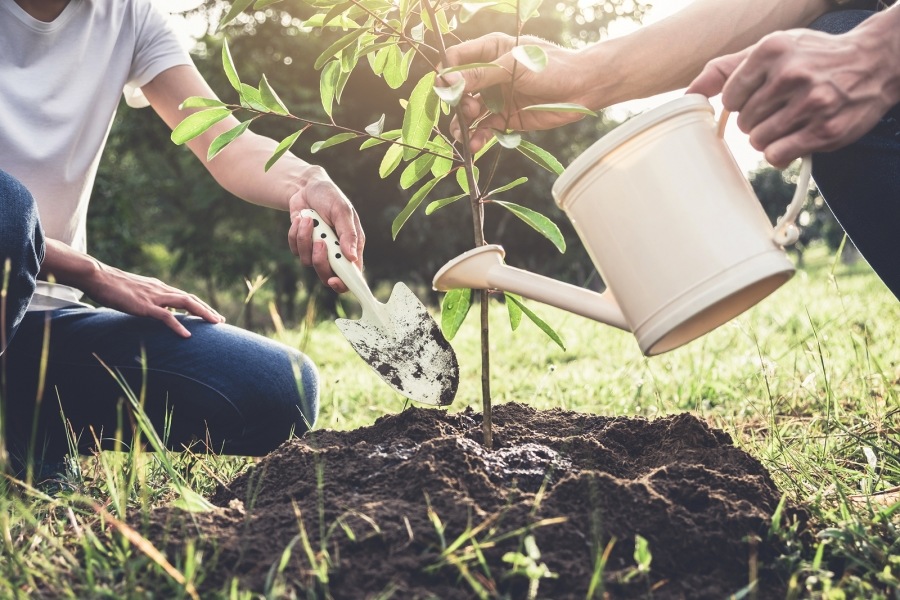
[
  {"left": 236, "top": 348, "right": 320, "bottom": 454},
  {"left": 279, "top": 350, "right": 320, "bottom": 434},
  {"left": 0, "top": 170, "right": 44, "bottom": 351}
]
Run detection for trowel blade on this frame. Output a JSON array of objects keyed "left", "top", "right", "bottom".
[{"left": 336, "top": 282, "right": 458, "bottom": 406}]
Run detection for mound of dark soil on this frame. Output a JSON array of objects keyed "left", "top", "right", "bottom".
[{"left": 145, "top": 403, "right": 803, "bottom": 598}]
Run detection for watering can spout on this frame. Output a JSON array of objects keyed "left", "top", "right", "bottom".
[{"left": 433, "top": 245, "right": 630, "bottom": 332}]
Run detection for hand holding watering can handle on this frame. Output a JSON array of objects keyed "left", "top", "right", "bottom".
[{"left": 717, "top": 111, "right": 812, "bottom": 246}]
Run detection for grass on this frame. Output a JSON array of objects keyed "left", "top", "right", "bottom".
[{"left": 2, "top": 241, "right": 899, "bottom": 598}]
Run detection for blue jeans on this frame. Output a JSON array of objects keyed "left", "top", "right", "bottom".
[
  {"left": 809, "top": 10, "right": 900, "bottom": 300},
  {"left": 1, "top": 169, "right": 319, "bottom": 469},
  {"left": 0, "top": 170, "right": 44, "bottom": 354}
]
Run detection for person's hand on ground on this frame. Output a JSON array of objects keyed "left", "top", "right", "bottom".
[
  {"left": 687, "top": 23, "right": 900, "bottom": 168},
  {"left": 441, "top": 33, "right": 598, "bottom": 153},
  {"left": 286, "top": 166, "right": 365, "bottom": 294}
]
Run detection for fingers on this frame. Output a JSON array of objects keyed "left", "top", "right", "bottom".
[
  {"left": 443, "top": 34, "right": 517, "bottom": 94},
  {"left": 686, "top": 49, "right": 748, "bottom": 98},
  {"left": 290, "top": 208, "right": 359, "bottom": 294},
  {"left": 290, "top": 213, "right": 314, "bottom": 265},
  {"left": 158, "top": 292, "right": 225, "bottom": 324},
  {"left": 329, "top": 203, "right": 361, "bottom": 265},
  {"left": 148, "top": 306, "right": 192, "bottom": 338},
  {"left": 311, "top": 238, "right": 349, "bottom": 294}
]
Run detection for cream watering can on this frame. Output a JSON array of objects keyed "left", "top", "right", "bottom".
[{"left": 433, "top": 94, "right": 811, "bottom": 356}]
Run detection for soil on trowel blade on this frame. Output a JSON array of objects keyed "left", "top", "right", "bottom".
[{"left": 144, "top": 403, "right": 804, "bottom": 599}]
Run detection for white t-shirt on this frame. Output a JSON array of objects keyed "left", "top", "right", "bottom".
[{"left": 0, "top": 0, "right": 192, "bottom": 310}]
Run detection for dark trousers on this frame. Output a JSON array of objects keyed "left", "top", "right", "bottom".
[{"left": 809, "top": 10, "right": 900, "bottom": 300}]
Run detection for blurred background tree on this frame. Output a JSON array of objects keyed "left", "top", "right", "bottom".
[{"left": 749, "top": 165, "right": 852, "bottom": 269}]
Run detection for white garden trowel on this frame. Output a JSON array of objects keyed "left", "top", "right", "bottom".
[{"left": 301, "top": 210, "right": 458, "bottom": 406}]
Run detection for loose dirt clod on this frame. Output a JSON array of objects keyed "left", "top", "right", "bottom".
[{"left": 143, "top": 403, "right": 803, "bottom": 599}]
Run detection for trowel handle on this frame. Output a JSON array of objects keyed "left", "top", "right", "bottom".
[{"left": 300, "top": 209, "right": 386, "bottom": 320}]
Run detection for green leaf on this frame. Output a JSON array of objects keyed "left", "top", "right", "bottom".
[
  {"left": 505, "top": 294, "right": 566, "bottom": 350},
  {"left": 434, "top": 7, "right": 453, "bottom": 34},
  {"left": 517, "top": 140, "right": 563, "bottom": 175},
  {"left": 400, "top": 153, "right": 436, "bottom": 189},
  {"left": 518, "top": 0, "right": 543, "bottom": 21},
  {"left": 239, "top": 84, "right": 268, "bottom": 112},
  {"left": 504, "top": 292, "right": 523, "bottom": 330},
  {"left": 459, "top": 2, "right": 492, "bottom": 22},
  {"left": 481, "top": 85, "right": 505, "bottom": 115},
  {"left": 335, "top": 61, "right": 352, "bottom": 104},
  {"left": 320, "top": 60, "right": 340, "bottom": 117},
  {"left": 258, "top": 74, "right": 289, "bottom": 115},
  {"left": 429, "top": 137, "right": 455, "bottom": 177},
  {"left": 310, "top": 132, "right": 358, "bottom": 153},
  {"left": 456, "top": 166, "right": 479, "bottom": 193},
  {"left": 379, "top": 143, "right": 404, "bottom": 178},
  {"left": 265, "top": 129, "right": 304, "bottom": 172},
  {"left": 222, "top": 39, "right": 241, "bottom": 92},
  {"left": 302, "top": 13, "right": 359, "bottom": 29},
  {"left": 171, "top": 108, "right": 233, "bottom": 145},
  {"left": 511, "top": 44, "right": 548, "bottom": 72},
  {"left": 207, "top": 119, "right": 252, "bottom": 161},
  {"left": 254, "top": 0, "right": 282, "bottom": 7},
  {"left": 441, "top": 288, "right": 472, "bottom": 340},
  {"left": 392, "top": 176, "right": 443, "bottom": 239},
  {"left": 492, "top": 200, "right": 565, "bottom": 252},
  {"left": 400, "top": 48, "right": 415, "bottom": 85},
  {"left": 474, "top": 136, "right": 498, "bottom": 161},
  {"left": 322, "top": 0, "right": 354, "bottom": 28},
  {"left": 522, "top": 102, "right": 597, "bottom": 116},
  {"left": 425, "top": 193, "right": 466, "bottom": 215},
  {"left": 372, "top": 46, "right": 391, "bottom": 76},
  {"left": 219, "top": 0, "right": 254, "bottom": 28},
  {"left": 634, "top": 534, "right": 653, "bottom": 571},
  {"left": 365, "top": 114, "right": 386, "bottom": 137},
  {"left": 179, "top": 97, "right": 226, "bottom": 110},
  {"left": 360, "top": 129, "right": 401, "bottom": 150},
  {"left": 401, "top": 72, "right": 440, "bottom": 160},
  {"left": 486, "top": 176, "right": 528, "bottom": 197},
  {"left": 410, "top": 21, "right": 425, "bottom": 42},
  {"left": 315, "top": 27, "right": 366, "bottom": 71},
  {"left": 493, "top": 129, "right": 521, "bottom": 149},
  {"left": 338, "top": 36, "right": 366, "bottom": 73},
  {"left": 398, "top": 0, "right": 411, "bottom": 20},
  {"left": 382, "top": 45, "right": 405, "bottom": 89},
  {"left": 433, "top": 77, "right": 465, "bottom": 107}
]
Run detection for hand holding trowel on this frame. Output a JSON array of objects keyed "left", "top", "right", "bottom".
[{"left": 301, "top": 210, "right": 458, "bottom": 406}]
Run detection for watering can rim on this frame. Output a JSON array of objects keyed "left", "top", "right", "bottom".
[{"left": 552, "top": 93, "right": 715, "bottom": 208}]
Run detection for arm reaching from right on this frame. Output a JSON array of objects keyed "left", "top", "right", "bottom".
[
  {"left": 687, "top": 2, "right": 900, "bottom": 167},
  {"left": 443, "top": 0, "right": 834, "bottom": 152}
]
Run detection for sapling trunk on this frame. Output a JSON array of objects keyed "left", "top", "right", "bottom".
[{"left": 424, "top": 0, "right": 493, "bottom": 448}]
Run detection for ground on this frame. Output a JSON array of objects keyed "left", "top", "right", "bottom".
[{"left": 145, "top": 403, "right": 806, "bottom": 599}]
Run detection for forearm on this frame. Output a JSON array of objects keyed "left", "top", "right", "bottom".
[
  {"left": 580, "top": 0, "right": 834, "bottom": 107},
  {"left": 143, "top": 65, "right": 327, "bottom": 212},
  {"left": 198, "top": 128, "right": 324, "bottom": 212},
  {"left": 38, "top": 238, "right": 102, "bottom": 288}
]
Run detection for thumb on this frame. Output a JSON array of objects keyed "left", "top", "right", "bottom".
[{"left": 686, "top": 50, "right": 747, "bottom": 98}]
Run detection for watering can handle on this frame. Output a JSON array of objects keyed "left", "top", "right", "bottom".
[{"left": 717, "top": 110, "right": 812, "bottom": 247}]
